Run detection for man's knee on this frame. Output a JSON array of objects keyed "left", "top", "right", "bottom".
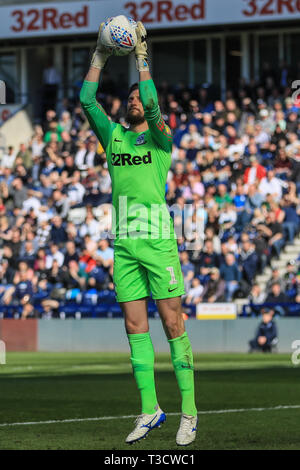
[
  {"left": 163, "top": 316, "right": 183, "bottom": 338},
  {"left": 157, "top": 297, "right": 184, "bottom": 339}
]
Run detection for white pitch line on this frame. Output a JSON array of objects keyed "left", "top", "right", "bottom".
[{"left": 0, "top": 405, "right": 300, "bottom": 428}]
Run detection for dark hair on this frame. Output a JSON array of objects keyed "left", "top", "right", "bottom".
[{"left": 128, "top": 83, "right": 139, "bottom": 98}]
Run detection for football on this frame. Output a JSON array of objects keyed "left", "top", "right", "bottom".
[{"left": 100, "top": 15, "right": 137, "bottom": 56}]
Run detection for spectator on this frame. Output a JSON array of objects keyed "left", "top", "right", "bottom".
[
  {"left": 265, "top": 281, "right": 290, "bottom": 315},
  {"left": 1, "top": 146, "right": 16, "bottom": 169},
  {"left": 63, "top": 241, "right": 79, "bottom": 267},
  {"left": 249, "top": 309, "right": 278, "bottom": 353},
  {"left": 200, "top": 268, "right": 226, "bottom": 303},
  {"left": 266, "top": 268, "right": 285, "bottom": 292},
  {"left": 248, "top": 283, "right": 266, "bottom": 304},
  {"left": 184, "top": 278, "right": 204, "bottom": 306},
  {"left": 180, "top": 251, "right": 195, "bottom": 291},
  {"left": 239, "top": 239, "right": 258, "bottom": 286},
  {"left": 50, "top": 216, "right": 68, "bottom": 245},
  {"left": 197, "top": 239, "right": 219, "bottom": 276},
  {"left": 258, "top": 169, "right": 283, "bottom": 202},
  {"left": 257, "top": 211, "right": 285, "bottom": 258},
  {"left": 215, "top": 184, "right": 232, "bottom": 209},
  {"left": 283, "top": 261, "right": 298, "bottom": 297},
  {"left": 15, "top": 143, "right": 32, "bottom": 171},
  {"left": 244, "top": 156, "right": 267, "bottom": 185},
  {"left": 220, "top": 253, "right": 241, "bottom": 301},
  {"left": 46, "top": 243, "right": 64, "bottom": 269},
  {"left": 79, "top": 211, "right": 101, "bottom": 242},
  {"left": 280, "top": 194, "right": 300, "bottom": 243}
]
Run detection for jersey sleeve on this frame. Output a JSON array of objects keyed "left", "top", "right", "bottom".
[
  {"left": 79, "top": 80, "right": 116, "bottom": 151},
  {"left": 139, "top": 79, "right": 173, "bottom": 153}
]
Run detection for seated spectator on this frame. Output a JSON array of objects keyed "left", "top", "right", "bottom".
[
  {"left": 256, "top": 211, "right": 285, "bottom": 258},
  {"left": 19, "top": 241, "right": 36, "bottom": 268},
  {"left": 215, "top": 184, "right": 232, "bottom": 209},
  {"left": 249, "top": 309, "right": 278, "bottom": 353},
  {"left": 283, "top": 261, "right": 298, "bottom": 297},
  {"left": 265, "top": 281, "right": 290, "bottom": 315},
  {"left": 266, "top": 268, "right": 285, "bottom": 292},
  {"left": 243, "top": 156, "right": 266, "bottom": 186},
  {"left": 95, "top": 239, "right": 114, "bottom": 270},
  {"left": 239, "top": 239, "right": 258, "bottom": 285},
  {"left": 274, "top": 149, "right": 292, "bottom": 179},
  {"left": 15, "top": 143, "right": 32, "bottom": 171},
  {"left": 244, "top": 184, "right": 264, "bottom": 213},
  {"left": 204, "top": 226, "right": 221, "bottom": 254},
  {"left": 50, "top": 215, "right": 68, "bottom": 244},
  {"left": 226, "top": 235, "right": 238, "bottom": 254},
  {"left": 296, "top": 271, "right": 300, "bottom": 304},
  {"left": 46, "top": 243, "right": 64, "bottom": 269},
  {"left": 79, "top": 211, "right": 101, "bottom": 242},
  {"left": 180, "top": 251, "right": 195, "bottom": 291},
  {"left": 0, "top": 258, "right": 14, "bottom": 286},
  {"left": 67, "top": 172, "right": 85, "bottom": 206},
  {"left": 280, "top": 194, "right": 300, "bottom": 243},
  {"left": 248, "top": 283, "right": 266, "bottom": 304},
  {"left": 219, "top": 253, "right": 241, "bottom": 301},
  {"left": 218, "top": 203, "right": 237, "bottom": 238},
  {"left": 40, "top": 299, "right": 60, "bottom": 319},
  {"left": 61, "top": 260, "right": 88, "bottom": 291},
  {"left": 184, "top": 277, "right": 204, "bottom": 306},
  {"left": 0, "top": 146, "right": 16, "bottom": 169},
  {"left": 63, "top": 241, "right": 79, "bottom": 267},
  {"left": 3, "top": 266, "right": 34, "bottom": 306},
  {"left": 21, "top": 303, "right": 40, "bottom": 319},
  {"left": 200, "top": 267, "right": 226, "bottom": 303},
  {"left": 196, "top": 239, "right": 219, "bottom": 276},
  {"left": 180, "top": 123, "right": 202, "bottom": 150},
  {"left": 258, "top": 169, "right": 283, "bottom": 203}
]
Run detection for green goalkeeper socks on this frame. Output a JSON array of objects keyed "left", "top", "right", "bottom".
[
  {"left": 169, "top": 332, "right": 197, "bottom": 416},
  {"left": 128, "top": 332, "right": 158, "bottom": 415}
]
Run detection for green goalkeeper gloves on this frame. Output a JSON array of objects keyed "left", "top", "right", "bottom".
[
  {"left": 135, "top": 21, "right": 149, "bottom": 72},
  {"left": 91, "top": 22, "right": 112, "bottom": 69}
]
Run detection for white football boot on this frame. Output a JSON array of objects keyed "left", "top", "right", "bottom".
[
  {"left": 126, "top": 405, "right": 166, "bottom": 444},
  {"left": 176, "top": 414, "right": 198, "bottom": 446}
]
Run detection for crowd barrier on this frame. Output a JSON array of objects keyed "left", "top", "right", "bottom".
[{"left": 0, "top": 317, "right": 299, "bottom": 353}]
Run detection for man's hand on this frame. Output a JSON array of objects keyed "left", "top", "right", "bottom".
[
  {"left": 135, "top": 21, "right": 149, "bottom": 72},
  {"left": 258, "top": 336, "right": 267, "bottom": 346},
  {"left": 91, "top": 22, "right": 112, "bottom": 69}
]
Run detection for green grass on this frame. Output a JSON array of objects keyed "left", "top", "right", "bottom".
[{"left": 0, "top": 352, "right": 300, "bottom": 450}]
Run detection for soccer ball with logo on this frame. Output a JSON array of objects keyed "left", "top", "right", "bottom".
[{"left": 100, "top": 15, "right": 138, "bottom": 56}]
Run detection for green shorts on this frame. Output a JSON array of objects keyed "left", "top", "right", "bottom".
[{"left": 113, "top": 237, "right": 185, "bottom": 303}]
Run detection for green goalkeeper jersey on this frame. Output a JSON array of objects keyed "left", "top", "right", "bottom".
[{"left": 80, "top": 79, "right": 175, "bottom": 239}]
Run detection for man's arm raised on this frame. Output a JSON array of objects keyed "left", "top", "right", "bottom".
[
  {"left": 135, "top": 22, "right": 173, "bottom": 153},
  {"left": 80, "top": 23, "right": 115, "bottom": 151}
]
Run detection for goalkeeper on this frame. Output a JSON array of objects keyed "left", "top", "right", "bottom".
[{"left": 80, "top": 21, "right": 197, "bottom": 446}]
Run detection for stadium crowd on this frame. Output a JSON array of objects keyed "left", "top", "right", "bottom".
[{"left": 0, "top": 65, "right": 300, "bottom": 319}]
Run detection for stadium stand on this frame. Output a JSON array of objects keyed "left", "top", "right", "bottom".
[{"left": 0, "top": 70, "right": 299, "bottom": 320}]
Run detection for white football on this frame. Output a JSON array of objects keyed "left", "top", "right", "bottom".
[{"left": 100, "top": 15, "right": 137, "bottom": 56}]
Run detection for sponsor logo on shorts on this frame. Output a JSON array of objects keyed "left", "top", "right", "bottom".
[
  {"left": 111, "top": 151, "right": 152, "bottom": 167},
  {"left": 168, "top": 287, "right": 178, "bottom": 293}
]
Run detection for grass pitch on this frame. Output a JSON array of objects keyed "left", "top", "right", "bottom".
[{"left": 0, "top": 352, "right": 300, "bottom": 450}]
